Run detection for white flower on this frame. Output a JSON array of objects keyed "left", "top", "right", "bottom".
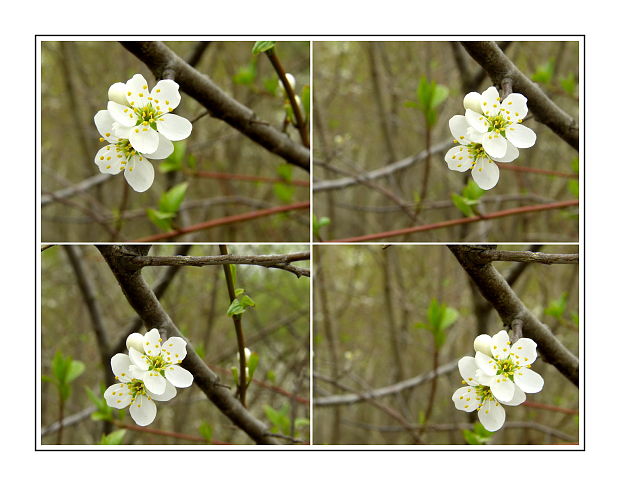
[
  {"left": 126, "top": 332, "right": 145, "bottom": 353},
  {"left": 463, "top": 86, "right": 536, "bottom": 159},
  {"left": 93, "top": 110, "right": 173, "bottom": 192},
  {"left": 452, "top": 356, "right": 525, "bottom": 432},
  {"left": 127, "top": 328, "right": 194, "bottom": 396},
  {"left": 474, "top": 330, "right": 544, "bottom": 402},
  {"left": 106, "top": 74, "right": 192, "bottom": 154},
  {"left": 104, "top": 353, "right": 177, "bottom": 426},
  {"left": 278, "top": 73, "right": 296, "bottom": 92},
  {"left": 445, "top": 114, "right": 519, "bottom": 190}
]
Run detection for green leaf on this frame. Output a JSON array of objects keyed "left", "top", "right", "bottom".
[
  {"left": 230, "top": 264, "right": 237, "bottom": 288},
  {"left": 560, "top": 72, "right": 576, "bottom": 95},
  {"left": 545, "top": 293, "right": 568, "bottom": 319},
  {"left": 247, "top": 352, "right": 260, "bottom": 380},
  {"left": 198, "top": 422, "right": 212, "bottom": 442},
  {"left": 159, "top": 182, "right": 189, "bottom": 214},
  {"left": 568, "top": 180, "right": 579, "bottom": 198},
  {"left": 146, "top": 208, "right": 174, "bottom": 232},
  {"left": 312, "top": 214, "right": 331, "bottom": 236},
  {"left": 294, "top": 418, "right": 310, "bottom": 428},
  {"left": 65, "top": 361, "right": 85, "bottom": 383},
  {"left": 462, "top": 180, "right": 485, "bottom": 201},
  {"left": 226, "top": 293, "right": 255, "bottom": 316},
  {"left": 231, "top": 366, "right": 239, "bottom": 386},
  {"left": 430, "top": 84, "right": 449, "bottom": 110},
  {"left": 263, "top": 404, "right": 290, "bottom": 435},
  {"left": 412, "top": 77, "right": 449, "bottom": 127},
  {"left": 160, "top": 141, "right": 187, "bottom": 173},
  {"left": 263, "top": 76, "right": 280, "bottom": 96},
  {"left": 235, "top": 288, "right": 245, "bottom": 296},
  {"left": 252, "top": 41, "right": 276, "bottom": 54},
  {"left": 233, "top": 62, "right": 257, "bottom": 86},
  {"left": 99, "top": 429, "right": 126, "bottom": 445},
  {"left": 452, "top": 193, "right": 475, "bottom": 217},
  {"left": 301, "top": 85, "right": 310, "bottom": 119},
  {"left": 52, "top": 351, "right": 69, "bottom": 383},
  {"left": 464, "top": 423, "right": 494, "bottom": 445},
  {"left": 276, "top": 163, "right": 293, "bottom": 182},
  {"left": 532, "top": 59, "right": 555, "bottom": 84},
  {"left": 273, "top": 182, "right": 295, "bottom": 203}
]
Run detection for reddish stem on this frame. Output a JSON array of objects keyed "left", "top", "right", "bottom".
[{"left": 189, "top": 170, "right": 310, "bottom": 187}]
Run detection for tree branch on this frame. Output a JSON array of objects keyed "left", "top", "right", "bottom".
[
  {"left": 476, "top": 249, "right": 578, "bottom": 265},
  {"left": 120, "top": 41, "right": 310, "bottom": 171},
  {"left": 97, "top": 245, "right": 280, "bottom": 445}
]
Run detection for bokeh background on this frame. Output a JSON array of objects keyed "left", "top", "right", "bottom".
[
  {"left": 41, "top": 41, "right": 310, "bottom": 242},
  {"left": 41, "top": 244, "right": 310, "bottom": 445},
  {"left": 313, "top": 245, "right": 579, "bottom": 445},
  {"left": 313, "top": 41, "right": 579, "bottom": 242}
]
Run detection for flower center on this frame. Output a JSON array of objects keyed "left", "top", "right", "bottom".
[
  {"left": 466, "top": 142, "right": 490, "bottom": 163},
  {"left": 494, "top": 357, "right": 518, "bottom": 380},
  {"left": 127, "top": 379, "right": 147, "bottom": 398},
  {"left": 146, "top": 354, "right": 168, "bottom": 375},
  {"left": 134, "top": 102, "right": 164, "bottom": 129}
]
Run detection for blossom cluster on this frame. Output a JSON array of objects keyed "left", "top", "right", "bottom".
[
  {"left": 452, "top": 330, "right": 544, "bottom": 432},
  {"left": 104, "top": 329, "right": 194, "bottom": 426},
  {"left": 445, "top": 86, "right": 536, "bottom": 190},
  {"left": 93, "top": 74, "right": 192, "bottom": 192}
]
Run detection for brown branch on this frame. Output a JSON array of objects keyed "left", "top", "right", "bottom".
[
  {"left": 41, "top": 174, "right": 111, "bottom": 207},
  {"left": 460, "top": 41, "right": 578, "bottom": 151},
  {"left": 97, "top": 245, "right": 280, "bottom": 445},
  {"left": 120, "top": 41, "right": 310, "bottom": 171},
  {"left": 449, "top": 245, "right": 579, "bottom": 386},
  {"left": 111, "top": 419, "right": 231, "bottom": 445},
  {"left": 476, "top": 249, "right": 578, "bottom": 265},
  {"left": 328, "top": 200, "right": 578, "bottom": 242},
  {"left": 133, "top": 201, "right": 310, "bottom": 242},
  {"left": 189, "top": 170, "right": 310, "bottom": 187}
]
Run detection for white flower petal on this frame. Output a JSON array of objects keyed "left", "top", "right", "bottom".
[
  {"left": 107, "top": 101, "right": 137, "bottom": 128},
  {"left": 143, "top": 329, "right": 162, "bottom": 357},
  {"left": 150, "top": 380, "right": 177, "bottom": 402},
  {"left": 129, "top": 394, "right": 157, "bottom": 426},
  {"left": 506, "top": 123, "right": 537, "bottom": 148},
  {"left": 164, "top": 364, "right": 193, "bottom": 388},
  {"left": 499, "top": 385, "right": 526, "bottom": 406},
  {"left": 492, "top": 140, "right": 519, "bottom": 163},
  {"left": 465, "top": 108, "right": 489, "bottom": 133},
  {"left": 108, "top": 82, "right": 128, "bottom": 106},
  {"left": 111, "top": 353, "right": 132, "bottom": 383},
  {"left": 156, "top": 114, "right": 192, "bottom": 141},
  {"left": 511, "top": 338, "right": 538, "bottom": 366},
  {"left": 104, "top": 383, "right": 132, "bottom": 409},
  {"left": 478, "top": 397, "right": 506, "bottom": 432},
  {"left": 514, "top": 367, "right": 544, "bottom": 394},
  {"left": 480, "top": 86, "right": 501, "bottom": 117},
  {"left": 125, "top": 74, "right": 150, "bottom": 109},
  {"left": 94, "top": 110, "right": 119, "bottom": 142},
  {"left": 146, "top": 133, "right": 174, "bottom": 160},
  {"left": 124, "top": 156, "right": 155, "bottom": 193},
  {"left": 481, "top": 132, "right": 507, "bottom": 159},
  {"left": 466, "top": 127, "right": 484, "bottom": 143},
  {"left": 458, "top": 356, "right": 480, "bottom": 386},
  {"left": 475, "top": 351, "right": 498, "bottom": 376},
  {"left": 501, "top": 93, "right": 528, "bottom": 120},
  {"left": 129, "top": 347, "right": 149, "bottom": 371},
  {"left": 452, "top": 386, "right": 481, "bottom": 412},
  {"left": 150, "top": 79, "right": 181, "bottom": 111},
  {"left": 473, "top": 334, "right": 493, "bottom": 356},
  {"left": 143, "top": 372, "right": 167, "bottom": 395},
  {"left": 95, "top": 145, "right": 123, "bottom": 175},
  {"left": 471, "top": 158, "right": 500, "bottom": 190},
  {"left": 128, "top": 125, "right": 159, "bottom": 154},
  {"left": 448, "top": 115, "right": 471, "bottom": 143},
  {"left": 463, "top": 92, "right": 482, "bottom": 113},
  {"left": 490, "top": 375, "right": 515, "bottom": 402},
  {"left": 161, "top": 336, "right": 188, "bottom": 365},
  {"left": 491, "top": 330, "right": 511, "bottom": 359},
  {"left": 445, "top": 146, "right": 474, "bottom": 172},
  {"left": 129, "top": 366, "right": 147, "bottom": 381},
  {"left": 126, "top": 333, "right": 145, "bottom": 353},
  {"left": 475, "top": 370, "right": 493, "bottom": 386}
]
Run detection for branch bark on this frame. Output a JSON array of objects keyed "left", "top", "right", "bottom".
[
  {"left": 97, "top": 245, "right": 280, "bottom": 445},
  {"left": 120, "top": 41, "right": 310, "bottom": 171}
]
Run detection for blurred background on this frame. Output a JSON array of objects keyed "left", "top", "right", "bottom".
[
  {"left": 313, "top": 244, "right": 579, "bottom": 445},
  {"left": 41, "top": 41, "right": 310, "bottom": 242},
  {"left": 41, "top": 244, "right": 310, "bottom": 445},
  {"left": 313, "top": 41, "right": 579, "bottom": 242}
]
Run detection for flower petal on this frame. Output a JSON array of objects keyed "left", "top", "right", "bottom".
[
  {"left": 124, "top": 156, "right": 155, "bottom": 193},
  {"left": 478, "top": 397, "right": 506, "bottom": 432},
  {"left": 146, "top": 134, "right": 174, "bottom": 160},
  {"left": 125, "top": 74, "right": 151, "bottom": 109},
  {"left": 107, "top": 101, "right": 137, "bottom": 128},
  {"left": 143, "top": 372, "right": 167, "bottom": 395},
  {"left": 129, "top": 394, "right": 157, "bottom": 426},
  {"left": 111, "top": 353, "right": 132, "bottom": 383},
  {"left": 492, "top": 140, "right": 519, "bottom": 163},
  {"left": 499, "top": 385, "right": 526, "bottom": 406},
  {"left": 164, "top": 364, "right": 193, "bottom": 388},
  {"left": 480, "top": 86, "right": 501, "bottom": 117},
  {"left": 445, "top": 146, "right": 474, "bottom": 172},
  {"left": 490, "top": 375, "right": 515, "bottom": 402},
  {"left": 501, "top": 93, "right": 528, "bottom": 120},
  {"left": 473, "top": 334, "right": 493, "bottom": 356},
  {"left": 156, "top": 114, "right": 192, "bottom": 141},
  {"left": 475, "top": 351, "right": 498, "bottom": 376},
  {"left": 94, "top": 110, "right": 119, "bottom": 142},
  {"left": 463, "top": 92, "right": 482, "bottom": 113},
  {"left": 150, "top": 380, "right": 177, "bottom": 402},
  {"left": 466, "top": 127, "right": 484, "bottom": 143},
  {"left": 129, "top": 347, "right": 149, "bottom": 371},
  {"left": 104, "top": 383, "right": 132, "bottom": 409},
  {"left": 150, "top": 79, "right": 181, "bottom": 111},
  {"left": 471, "top": 158, "right": 500, "bottom": 190},
  {"left": 458, "top": 356, "right": 480, "bottom": 385},
  {"left": 448, "top": 115, "right": 471, "bottom": 143},
  {"left": 511, "top": 338, "right": 538, "bottom": 366},
  {"left": 143, "top": 328, "right": 162, "bottom": 357},
  {"left": 465, "top": 108, "right": 489, "bottom": 134},
  {"left": 95, "top": 145, "right": 123, "bottom": 175},
  {"left": 481, "top": 132, "right": 507, "bottom": 159},
  {"left": 129, "top": 125, "right": 159, "bottom": 154},
  {"left": 161, "top": 336, "right": 188, "bottom": 365},
  {"left": 514, "top": 367, "right": 544, "bottom": 394},
  {"left": 108, "top": 82, "right": 128, "bottom": 106},
  {"left": 506, "top": 123, "right": 536, "bottom": 148},
  {"left": 491, "top": 330, "right": 511, "bottom": 359},
  {"left": 452, "top": 386, "right": 481, "bottom": 412}
]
